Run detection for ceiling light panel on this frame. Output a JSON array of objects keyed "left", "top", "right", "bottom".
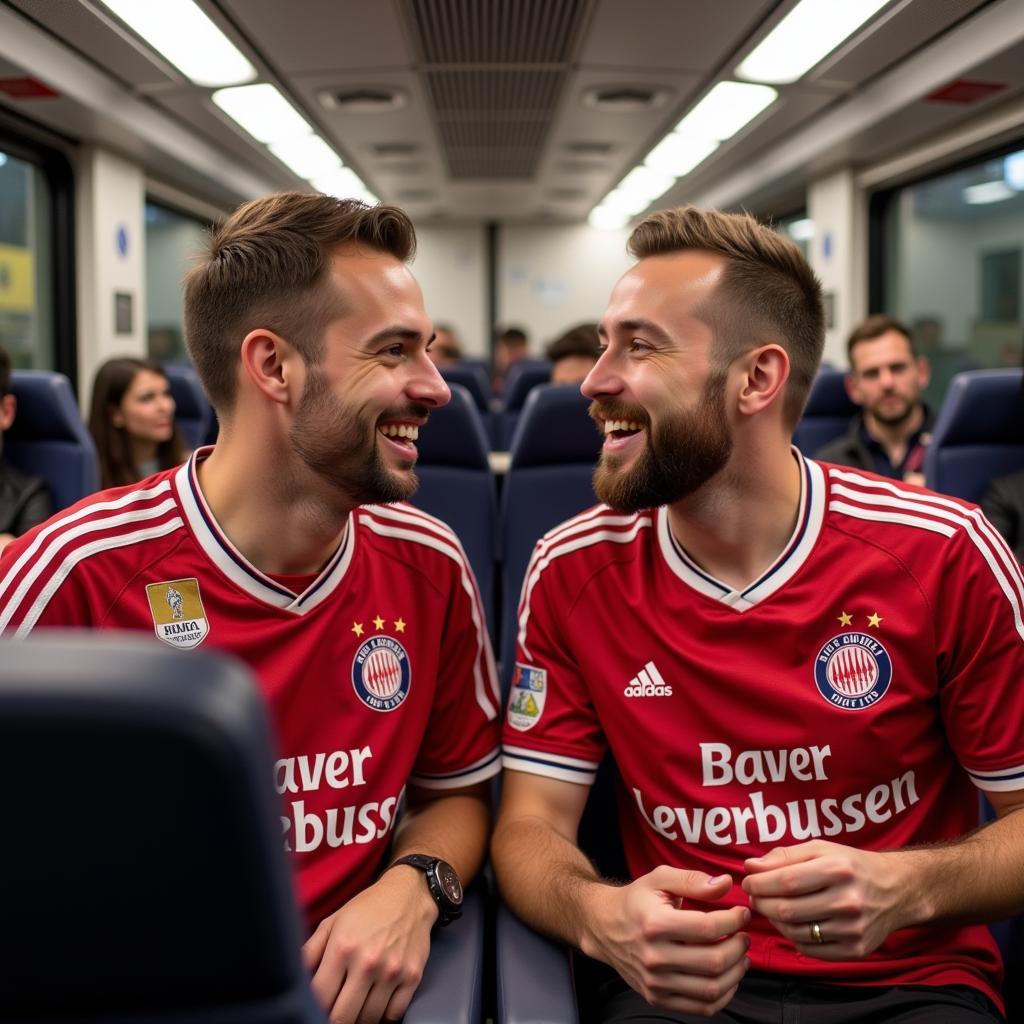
[
  {"left": 269, "top": 135, "right": 342, "bottom": 178},
  {"left": 212, "top": 84, "right": 312, "bottom": 144},
  {"left": 98, "top": 0, "right": 256, "bottom": 87},
  {"left": 736, "top": 0, "right": 891, "bottom": 85},
  {"left": 675, "top": 81, "right": 778, "bottom": 142},
  {"left": 644, "top": 135, "right": 719, "bottom": 177},
  {"left": 963, "top": 180, "right": 1015, "bottom": 205}
]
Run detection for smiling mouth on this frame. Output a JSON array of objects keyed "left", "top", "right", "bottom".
[
  {"left": 603, "top": 418, "right": 644, "bottom": 440},
  {"left": 378, "top": 422, "right": 420, "bottom": 451}
]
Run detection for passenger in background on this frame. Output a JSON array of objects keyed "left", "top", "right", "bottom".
[
  {"left": 982, "top": 469, "right": 1024, "bottom": 563},
  {"left": 493, "top": 207, "right": 1021, "bottom": 1023},
  {"left": 815, "top": 315, "right": 931, "bottom": 485},
  {"left": 426, "top": 322, "right": 463, "bottom": 368},
  {"left": 87, "top": 357, "right": 186, "bottom": 488},
  {"left": 0, "top": 344, "right": 52, "bottom": 553},
  {"left": 0, "top": 192, "right": 498, "bottom": 1024},
  {"left": 546, "top": 322, "right": 601, "bottom": 386},
  {"left": 492, "top": 324, "right": 529, "bottom": 394}
]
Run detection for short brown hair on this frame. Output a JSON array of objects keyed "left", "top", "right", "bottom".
[
  {"left": 184, "top": 192, "right": 416, "bottom": 412},
  {"left": 546, "top": 323, "right": 600, "bottom": 363},
  {"left": 628, "top": 207, "right": 825, "bottom": 426},
  {"left": 846, "top": 314, "right": 914, "bottom": 365}
]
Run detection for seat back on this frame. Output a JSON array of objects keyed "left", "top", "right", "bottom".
[
  {"left": 496, "top": 360, "right": 552, "bottom": 449},
  {"left": 793, "top": 368, "right": 857, "bottom": 456},
  {"left": 440, "top": 363, "right": 492, "bottom": 413},
  {"left": 412, "top": 384, "right": 497, "bottom": 636},
  {"left": 500, "top": 385, "right": 601, "bottom": 680},
  {"left": 924, "top": 368, "right": 1024, "bottom": 501},
  {"left": 0, "top": 634, "right": 322, "bottom": 1024},
  {"left": 163, "top": 362, "right": 214, "bottom": 451},
  {"left": 5, "top": 370, "right": 100, "bottom": 509}
]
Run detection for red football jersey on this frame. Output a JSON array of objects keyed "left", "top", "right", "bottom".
[
  {"left": 0, "top": 449, "right": 501, "bottom": 927},
  {"left": 503, "top": 453, "right": 1024, "bottom": 1009}
]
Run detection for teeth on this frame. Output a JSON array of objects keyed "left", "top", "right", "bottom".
[
  {"left": 380, "top": 424, "right": 419, "bottom": 440},
  {"left": 604, "top": 419, "right": 643, "bottom": 434}
]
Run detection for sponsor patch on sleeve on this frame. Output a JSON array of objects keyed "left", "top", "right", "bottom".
[{"left": 507, "top": 662, "right": 547, "bottom": 732}]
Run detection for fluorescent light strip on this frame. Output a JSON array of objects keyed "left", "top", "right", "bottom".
[
  {"left": 269, "top": 135, "right": 341, "bottom": 178},
  {"left": 589, "top": 207, "right": 630, "bottom": 231},
  {"left": 736, "top": 0, "right": 891, "bottom": 85},
  {"left": 312, "top": 168, "right": 376, "bottom": 204},
  {"left": 675, "top": 81, "right": 777, "bottom": 142},
  {"left": 212, "top": 84, "right": 312, "bottom": 144},
  {"left": 98, "top": 0, "right": 255, "bottom": 87},
  {"left": 645, "top": 135, "right": 719, "bottom": 176}
]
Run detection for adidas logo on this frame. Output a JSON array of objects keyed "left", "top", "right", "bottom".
[{"left": 624, "top": 661, "right": 673, "bottom": 697}]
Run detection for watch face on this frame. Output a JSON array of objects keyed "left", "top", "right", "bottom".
[{"left": 436, "top": 861, "right": 463, "bottom": 904}]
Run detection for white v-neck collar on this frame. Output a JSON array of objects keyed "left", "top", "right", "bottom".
[
  {"left": 173, "top": 448, "right": 356, "bottom": 614},
  {"left": 656, "top": 450, "right": 825, "bottom": 612}
]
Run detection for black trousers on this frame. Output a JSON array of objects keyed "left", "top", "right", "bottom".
[{"left": 594, "top": 971, "right": 1003, "bottom": 1024}]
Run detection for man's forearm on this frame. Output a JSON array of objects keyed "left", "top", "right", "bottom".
[
  {"left": 391, "top": 789, "right": 491, "bottom": 884},
  {"left": 492, "top": 813, "right": 611, "bottom": 949},
  {"left": 898, "top": 805, "right": 1024, "bottom": 928}
]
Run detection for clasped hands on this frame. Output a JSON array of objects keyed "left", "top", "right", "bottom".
[{"left": 584, "top": 839, "right": 913, "bottom": 1016}]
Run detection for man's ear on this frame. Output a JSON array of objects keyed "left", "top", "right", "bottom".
[
  {"left": 844, "top": 372, "right": 861, "bottom": 406},
  {"left": 0, "top": 393, "right": 16, "bottom": 432},
  {"left": 736, "top": 344, "right": 790, "bottom": 418},
  {"left": 239, "top": 329, "right": 300, "bottom": 406}
]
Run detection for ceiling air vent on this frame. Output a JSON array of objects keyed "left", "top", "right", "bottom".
[
  {"left": 318, "top": 88, "right": 407, "bottom": 112},
  {"left": 372, "top": 142, "right": 421, "bottom": 156},
  {"left": 582, "top": 86, "right": 669, "bottom": 111},
  {"left": 565, "top": 141, "right": 615, "bottom": 155}
]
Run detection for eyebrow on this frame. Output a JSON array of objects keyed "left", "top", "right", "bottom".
[
  {"left": 602, "top": 318, "right": 674, "bottom": 344},
  {"left": 363, "top": 326, "right": 431, "bottom": 348}
]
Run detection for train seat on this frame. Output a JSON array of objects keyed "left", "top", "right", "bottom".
[
  {"left": 499, "top": 383, "right": 601, "bottom": 685},
  {"left": 0, "top": 633, "right": 487, "bottom": 1024},
  {"left": 5, "top": 370, "right": 100, "bottom": 510},
  {"left": 495, "top": 359, "right": 552, "bottom": 450},
  {"left": 411, "top": 382, "right": 497, "bottom": 638},
  {"left": 924, "top": 368, "right": 1024, "bottom": 501},
  {"left": 163, "top": 362, "right": 214, "bottom": 451},
  {"left": 0, "top": 633, "right": 323, "bottom": 1024},
  {"left": 793, "top": 368, "right": 858, "bottom": 457}
]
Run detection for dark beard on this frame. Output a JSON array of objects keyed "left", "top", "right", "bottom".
[
  {"left": 289, "top": 367, "right": 426, "bottom": 505},
  {"left": 591, "top": 372, "right": 733, "bottom": 512}
]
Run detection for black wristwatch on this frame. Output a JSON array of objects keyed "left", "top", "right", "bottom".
[{"left": 390, "top": 854, "right": 463, "bottom": 926}]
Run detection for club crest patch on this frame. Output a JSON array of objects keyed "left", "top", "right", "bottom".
[
  {"left": 814, "top": 632, "right": 892, "bottom": 711},
  {"left": 352, "top": 635, "right": 411, "bottom": 712},
  {"left": 145, "top": 578, "right": 210, "bottom": 649},
  {"left": 507, "top": 662, "right": 547, "bottom": 732}
]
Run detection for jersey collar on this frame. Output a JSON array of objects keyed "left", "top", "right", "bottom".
[
  {"left": 173, "top": 447, "right": 356, "bottom": 614},
  {"left": 656, "top": 449, "right": 825, "bottom": 612}
]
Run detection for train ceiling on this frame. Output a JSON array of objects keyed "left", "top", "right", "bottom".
[{"left": 1, "top": 0, "right": 1023, "bottom": 222}]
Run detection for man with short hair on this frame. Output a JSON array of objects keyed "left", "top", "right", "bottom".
[
  {"left": 546, "top": 323, "right": 601, "bottom": 386},
  {"left": 815, "top": 315, "right": 932, "bottom": 484},
  {"left": 492, "top": 206, "right": 1023, "bottom": 1023},
  {"left": 0, "top": 192, "right": 501, "bottom": 1024},
  {"left": 493, "top": 325, "right": 529, "bottom": 394},
  {"left": 0, "top": 344, "right": 52, "bottom": 552}
]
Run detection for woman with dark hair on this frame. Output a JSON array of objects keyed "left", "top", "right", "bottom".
[{"left": 88, "top": 357, "right": 186, "bottom": 489}]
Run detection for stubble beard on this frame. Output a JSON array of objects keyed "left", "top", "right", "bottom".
[
  {"left": 591, "top": 371, "right": 733, "bottom": 513},
  {"left": 289, "top": 367, "right": 422, "bottom": 506}
]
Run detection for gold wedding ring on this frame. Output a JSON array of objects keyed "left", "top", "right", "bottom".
[{"left": 809, "top": 921, "right": 825, "bottom": 944}]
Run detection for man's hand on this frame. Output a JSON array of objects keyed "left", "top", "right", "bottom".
[
  {"left": 743, "top": 840, "right": 918, "bottom": 960},
  {"left": 303, "top": 864, "right": 438, "bottom": 1024},
  {"left": 581, "top": 866, "right": 751, "bottom": 1017}
]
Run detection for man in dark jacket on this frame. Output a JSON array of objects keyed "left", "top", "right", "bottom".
[
  {"left": 0, "top": 345, "right": 52, "bottom": 553},
  {"left": 816, "top": 315, "right": 931, "bottom": 484}
]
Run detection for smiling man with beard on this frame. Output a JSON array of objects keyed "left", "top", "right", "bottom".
[
  {"left": 492, "top": 207, "right": 1024, "bottom": 1024},
  {"left": 0, "top": 192, "right": 501, "bottom": 1024}
]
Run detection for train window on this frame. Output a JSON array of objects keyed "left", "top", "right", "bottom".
[
  {"left": 775, "top": 211, "right": 814, "bottom": 260},
  {"left": 876, "top": 146, "right": 1024, "bottom": 409},
  {"left": 0, "top": 149, "right": 55, "bottom": 370},
  {"left": 145, "top": 201, "right": 211, "bottom": 363}
]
